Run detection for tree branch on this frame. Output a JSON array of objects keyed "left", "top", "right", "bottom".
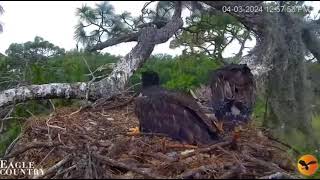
[
  {"left": 154, "top": 1, "right": 183, "bottom": 43},
  {"left": 302, "top": 28, "right": 320, "bottom": 63},
  {"left": 141, "top": 1, "right": 156, "bottom": 14},
  {"left": 0, "top": 1, "right": 184, "bottom": 109},
  {"left": 89, "top": 32, "right": 140, "bottom": 51},
  {"left": 0, "top": 82, "right": 89, "bottom": 108},
  {"left": 3, "top": 141, "right": 63, "bottom": 159},
  {"left": 233, "top": 31, "right": 251, "bottom": 59},
  {"left": 92, "top": 153, "right": 163, "bottom": 179}
]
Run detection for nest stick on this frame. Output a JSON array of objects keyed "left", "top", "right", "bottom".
[{"left": 92, "top": 153, "right": 164, "bottom": 179}]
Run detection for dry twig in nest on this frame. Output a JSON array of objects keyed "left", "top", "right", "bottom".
[
  {"left": 177, "top": 164, "right": 217, "bottom": 179},
  {"left": 3, "top": 141, "right": 63, "bottom": 159},
  {"left": 258, "top": 172, "right": 299, "bottom": 179},
  {"left": 92, "top": 153, "right": 165, "bottom": 179},
  {"left": 98, "top": 95, "right": 136, "bottom": 111},
  {"left": 2, "top": 94, "right": 299, "bottom": 179},
  {"left": 32, "top": 154, "right": 72, "bottom": 179},
  {"left": 179, "top": 140, "right": 232, "bottom": 160}
]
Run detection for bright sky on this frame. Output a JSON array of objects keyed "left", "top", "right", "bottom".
[{"left": 0, "top": 1, "right": 319, "bottom": 57}]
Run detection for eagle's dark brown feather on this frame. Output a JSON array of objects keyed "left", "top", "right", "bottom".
[
  {"left": 209, "top": 64, "right": 256, "bottom": 131},
  {"left": 134, "top": 73, "right": 221, "bottom": 146},
  {"left": 210, "top": 64, "right": 256, "bottom": 107}
]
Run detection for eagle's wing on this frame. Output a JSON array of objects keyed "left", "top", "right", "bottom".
[
  {"left": 134, "top": 94, "right": 181, "bottom": 135},
  {"left": 134, "top": 90, "right": 220, "bottom": 145},
  {"left": 210, "top": 65, "right": 256, "bottom": 104},
  {"left": 210, "top": 72, "right": 227, "bottom": 103},
  {"left": 159, "top": 90, "right": 221, "bottom": 135}
]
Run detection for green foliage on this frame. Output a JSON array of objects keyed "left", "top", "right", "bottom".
[
  {"left": 252, "top": 96, "right": 267, "bottom": 126},
  {"left": 130, "top": 53, "right": 222, "bottom": 92},
  {"left": 291, "top": 114, "right": 320, "bottom": 179},
  {"left": 5, "top": 36, "right": 65, "bottom": 66},
  {"left": 170, "top": 11, "right": 250, "bottom": 60},
  {"left": 0, "top": 120, "right": 20, "bottom": 156},
  {"left": 312, "top": 115, "right": 320, "bottom": 147},
  {"left": 252, "top": 61, "right": 320, "bottom": 168},
  {"left": 252, "top": 97, "right": 320, "bottom": 179},
  {"left": 75, "top": 1, "right": 178, "bottom": 48},
  {"left": 18, "top": 51, "right": 118, "bottom": 110},
  {"left": 308, "top": 62, "right": 320, "bottom": 114},
  {"left": 75, "top": 1, "right": 136, "bottom": 47},
  {"left": 27, "top": 51, "right": 117, "bottom": 84},
  {"left": 308, "top": 63, "right": 320, "bottom": 93},
  {"left": 0, "top": 45, "right": 119, "bottom": 155}
]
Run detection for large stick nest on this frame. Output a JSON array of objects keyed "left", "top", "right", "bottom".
[{"left": 1, "top": 93, "right": 300, "bottom": 179}]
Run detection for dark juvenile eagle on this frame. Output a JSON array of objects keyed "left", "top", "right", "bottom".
[
  {"left": 209, "top": 64, "right": 256, "bottom": 132},
  {"left": 134, "top": 71, "right": 221, "bottom": 146}
]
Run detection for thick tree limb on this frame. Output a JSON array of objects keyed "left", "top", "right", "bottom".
[
  {"left": 0, "top": 82, "right": 89, "bottom": 108},
  {"left": 89, "top": 32, "right": 140, "bottom": 51},
  {"left": 90, "top": 29, "right": 167, "bottom": 101},
  {"left": 154, "top": 1, "right": 183, "bottom": 44}
]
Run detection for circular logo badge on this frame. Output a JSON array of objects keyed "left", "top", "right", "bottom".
[{"left": 297, "top": 154, "right": 318, "bottom": 176}]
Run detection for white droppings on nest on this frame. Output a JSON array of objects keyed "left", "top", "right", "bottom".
[
  {"left": 107, "top": 118, "right": 114, "bottom": 121},
  {"left": 89, "top": 121, "right": 97, "bottom": 126},
  {"left": 181, "top": 149, "right": 195, "bottom": 156}
]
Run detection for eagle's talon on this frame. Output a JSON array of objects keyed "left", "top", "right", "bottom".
[
  {"left": 214, "top": 121, "right": 224, "bottom": 133},
  {"left": 127, "top": 126, "right": 140, "bottom": 135}
]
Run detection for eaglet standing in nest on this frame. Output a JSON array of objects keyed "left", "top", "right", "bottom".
[{"left": 209, "top": 64, "right": 256, "bottom": 147}]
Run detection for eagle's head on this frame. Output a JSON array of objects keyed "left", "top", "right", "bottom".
[{"left": 141, "top": 70, "right": 160, "bottom": 88}]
